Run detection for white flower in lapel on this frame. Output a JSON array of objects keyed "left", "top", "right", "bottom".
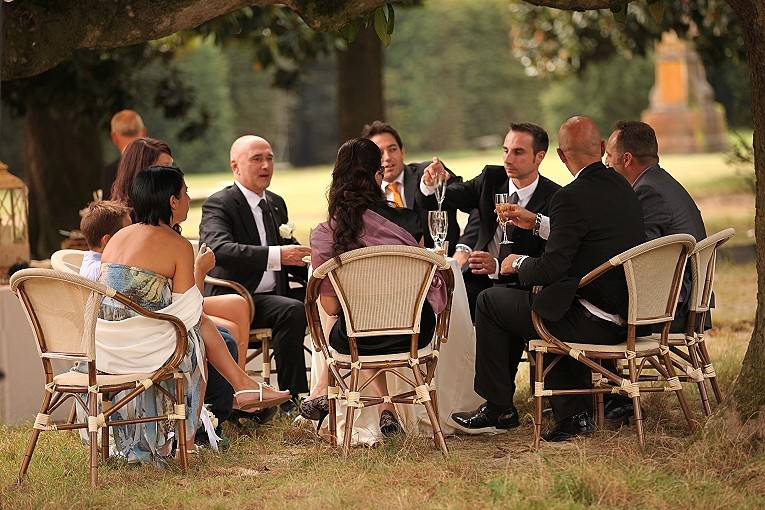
[{"left": 279, "top": 221, "right": 295, "bottom": 239}]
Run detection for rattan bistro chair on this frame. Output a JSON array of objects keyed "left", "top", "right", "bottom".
[
  {"left": 528, "top": 234, "right": 697, "bottom": 449},
  {"left": 50, "top": 249, "right": 85, "bottom": 274},
  {"left": 306, "top": 245, "right": 455, "bottom": 456},
  {"left": 11, "top": 269, "right": 190, "bottom": 487},
  {"left": 652, "top": 228, "right": 735, "bottom": 416}
]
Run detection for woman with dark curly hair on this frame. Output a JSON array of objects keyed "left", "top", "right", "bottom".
[{"left": 301, "top": 138, "right": 446, "bottom": 437}]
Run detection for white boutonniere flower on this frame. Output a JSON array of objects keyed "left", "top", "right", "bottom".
[{"left": 279, "top": 221, "right": 296, "bottom": 239}]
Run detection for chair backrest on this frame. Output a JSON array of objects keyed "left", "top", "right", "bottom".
[
  {"left": 10, "top": 268, "right": 116, "bottom": 361},
  {"left": 607, "top": 234, "right": 696, "bottom": 326},
  {"left": 688, "top": 228, "right": 735, "bottom": 313},
  {"left": 311, "top": 245, "right": 451, "bottom": 338},
  {"left": 50, "top": 249, "right": 85, "bottom": 274}
]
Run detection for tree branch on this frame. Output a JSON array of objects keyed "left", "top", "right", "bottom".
[
  {"left": 521, "top": 0, "right": 632, "bottom": 9},
  {"left": 1, "top": 0, "right": 388, "bottom": 80}
]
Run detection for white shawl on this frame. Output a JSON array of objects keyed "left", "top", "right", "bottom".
[{"left": 95, "top": 286, "right": 204, "bottom": 376}]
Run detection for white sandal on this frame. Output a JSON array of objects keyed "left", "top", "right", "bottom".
[{"left": 234, "top": 383, "right": 291, "bottom": 411}]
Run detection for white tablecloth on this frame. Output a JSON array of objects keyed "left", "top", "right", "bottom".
[{"left": 308, "top": 258, "right": 482, "bottom": 445}]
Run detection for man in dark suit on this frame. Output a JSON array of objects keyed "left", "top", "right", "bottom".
[
  {"left": 101, "top": 110, "right": 146, "bottom": 199},
  {"left": 361, "top": 121, "right": 462, "bottom": 255},
  {"left": 449, "top": 117, "right": 645, "bottom": 440},
  {"left": 602, "top": 119, "right": 709, "bottom": 424},
  {"left": 199, "top": 135, "right": 311, "bottom": 401},
  {"left": 420, "top": 123, "right": 560, "bottom": 319}
]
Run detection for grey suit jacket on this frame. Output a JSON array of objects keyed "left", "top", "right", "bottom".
[{"left": 633, "top": 165, "right": 709, "bottom": 327}]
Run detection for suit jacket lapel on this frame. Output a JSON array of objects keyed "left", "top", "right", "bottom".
[
  {"left": 403, "top": 165, "right": 418, "bottom": 210},
  {"left": 525, "top": 176, "right": 548, "bottom": 214},
  {"left": 230, "top": 185, "right": 262, "bottom": 245}
]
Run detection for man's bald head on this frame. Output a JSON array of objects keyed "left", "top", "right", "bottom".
[
  {"left": 230, "top": 135, "right": 274, "bottom": 194},
  {"left": 556, "top": 116, "right": 605, "bottom": 175}
]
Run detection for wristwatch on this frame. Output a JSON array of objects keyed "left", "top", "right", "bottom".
[
  {"left": 532, "top": 213, "right": 542, "bottom": 237},
  {"left": 511, "top": 255, "right": 528, "bottom": 271},
  {"left": 454, "top": 244, "right": 472, "bottom": 255}
]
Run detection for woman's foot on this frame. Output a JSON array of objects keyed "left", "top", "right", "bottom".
[
  {"left": 234, "top": 382, "right": 291, "bottom": 411},
  {"left": 380, "top": 410, "right": 403, "bottom": 437}
]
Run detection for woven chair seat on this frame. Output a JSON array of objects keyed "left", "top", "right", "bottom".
[
  {"left": 529, "top": 337, "right": 660, "bottom": 357},
  {"left": 330, "top": 345, "right": 433, "bottom": 364},
  {"left": 52, "top": 371, "right": 156, "bottom": 388}
]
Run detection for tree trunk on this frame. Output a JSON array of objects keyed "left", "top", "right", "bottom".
[
  {"left": 728, "top": 0, "right": 765, "bottom": 416},
  {"left": 25, "top": 107, "right": 103, "bottom": 258},
  {"left": 336, "top": 24, "right": 384, "bottom": 144}
]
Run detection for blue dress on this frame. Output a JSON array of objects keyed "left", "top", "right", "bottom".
[{"left": 97, "top": 263, "right": 204, "bottom": 465}]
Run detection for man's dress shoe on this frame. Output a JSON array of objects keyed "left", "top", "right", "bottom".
[
  {"left": 542, "top": 411, "right": 595, "bottom": 442},
  {"left": 604, "top": 395, "right": 636, "bottom": 426},
  {"left": 450, "top": 402, "right": 520, "bottom": 434}
]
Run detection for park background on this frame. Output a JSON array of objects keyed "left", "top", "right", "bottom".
[{"left": 0, "top": 1, "right": 762, "bottom": 508}]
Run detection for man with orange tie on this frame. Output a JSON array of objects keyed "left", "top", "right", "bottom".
[{"left": 361, "top": 121, "right": 462, "bottom": 255}]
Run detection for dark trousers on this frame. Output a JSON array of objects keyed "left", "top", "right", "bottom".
[
  {"left": 474, "top": 287, "right": 625, "bottom": 422},
  {"left": 252, "top": 289, "right": 308, "bottom": 396},
  {"left": 205, "top": 326, "right": 237, "bottom": 424}
]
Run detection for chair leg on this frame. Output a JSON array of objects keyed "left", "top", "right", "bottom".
[
  {"left": 328, "top": 370, "right": 338, "bottom": 447},
  {"left": 627, "top": 358, "right": 645, "bottom": 449},
  {"left": 342, "top": 367, "right": 359, "bottom": 457},
  {"left": 687, "top": 343, "right": 712, "bottom": 416},
  {"left": 532, "top": 350, "right": 543, "bottom": 450},
  {"left": 175, "top": 375, "right": 188, "bottom": 471},
  {"left": 697, "top": 340, "right": 723, "bottom": 404},
  {"left": 18, "top": 390, "right": 54, "bottom": 483},
  {"left": 88, "top": 391, "right": 99, "bottom": 487},
  {"left": 661, "top": 351, "right": 696, "bottom": 432},
  {"left": 413, "top": 366, "right": 447, "bottom": 455},
  {"left": 262, "top": 337, "right": 272, "bottom": 384},
  {"left": 101, "top": 394, "right": 110, "bottom": 461},
  {"left": 594, "top": 366, "right": 605, "bottom": 429}
]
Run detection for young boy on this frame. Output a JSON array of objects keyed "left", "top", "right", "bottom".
[{"left": 78, "top": 200, "right": 133, "bottom": 281}]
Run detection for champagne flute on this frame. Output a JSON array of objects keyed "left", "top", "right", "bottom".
[
  {"left": 434, "top": 176, "right": 447, "bottom": 211},
  {"left": 428, "top": 210, "right": 448, "bottom": 252},
  {"left": 494, "top": 193, "right": 512, "bottom": 245}
]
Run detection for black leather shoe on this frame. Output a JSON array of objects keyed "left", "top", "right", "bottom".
[
  {"left": 228, "top": 406, "right": 278, "bottom": 426},
  {"left": 543, "top": 412, "right": 595, "bottom": 442},
  {"left": 279, "top": 398, "right": 299, "bottom": 417},
  {"left": 379, "top": 410, "right": 403, "bottom": 437},
  {"left": 450, "top": 402, "right": 520, "bottom": 434},
  {"left": 604, "top": 395, "right": 635, "bottom": 426}
]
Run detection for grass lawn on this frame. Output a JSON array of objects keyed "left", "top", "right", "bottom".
[
  {"left": 183, "top": 150, "right": 755, "bottom": 245},
  {"left": 1, "top": 261, "right": 763, "bottom": 509}
]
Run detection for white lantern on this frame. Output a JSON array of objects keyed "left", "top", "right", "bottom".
[{"left": 0, "top": 161, "right": 30, "bottom": 283}]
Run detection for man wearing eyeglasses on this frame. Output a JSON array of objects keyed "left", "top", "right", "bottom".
[{"left": 361, "top": 121, "right": 462, "bottom": 255}]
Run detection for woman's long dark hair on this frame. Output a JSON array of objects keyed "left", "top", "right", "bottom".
[
  {"left": 327, "top": 138, "right": 387, "bottom": 256},
  {"left": 130, "top": 165, "right": 185, "bottom": 234},
  {"left": 112, "top": 138, "right": 173, "bottom": 207}
]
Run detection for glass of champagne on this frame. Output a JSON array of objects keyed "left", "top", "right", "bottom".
[
  {"left": 494, "top": 193, "right": 512, "bottom": 245},
  {"left": 434, "top": 176, "right": 447, "bottom": 211},
  {"left": 428, "top": 210, "right": 448, "bottom": 252}
]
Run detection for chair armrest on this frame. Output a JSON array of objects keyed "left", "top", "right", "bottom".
[
  {"left": 204, "top": 275, "right": 255, "bottom": 323},
  {"left": 110, "top": 291, "right": 189, "bottom": 377},
  {"left": 578, "top": 259, "right": 617, "bottom": 289}
]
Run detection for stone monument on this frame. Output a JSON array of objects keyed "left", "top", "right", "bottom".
[{"left": 642, "top": 31, "right": 728, "bottom": 153}]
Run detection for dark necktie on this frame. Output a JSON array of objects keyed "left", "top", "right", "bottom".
[
  {"left": 258, "top": 199, "right": 279, "bottom": 246},
  {"left": 498, "top": 191, "right": 520, "bottom": 263}
]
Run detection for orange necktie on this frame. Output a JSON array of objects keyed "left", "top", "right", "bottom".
[{"left": 387, "top": 181, "right": 404, "bottom": 208}]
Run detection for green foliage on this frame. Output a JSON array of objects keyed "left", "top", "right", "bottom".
[
  {"left": 386, "top": 0, "right": 546, "bottom": 153},
  {"left": 540, "top": 52, "right": 655, "bottom": 136},
  {"left": 138, "top": 40, "right": 235, "bottom": 173}
]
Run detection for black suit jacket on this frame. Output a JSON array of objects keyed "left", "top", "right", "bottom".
[
  {"left": 633, "top": 164, "right": 710, "bottom": 324},
  {"left": 519, "top": 162, "right": 645, "bottom": 321},
  {"left": 446, "top": 165, "right": 560, "bottom": 256},
  {"left": 403, "top": 162, "right": 461, "bottom": 254},
  {"left": 199, "top": 184, "right": 307, "bottom": 297}
]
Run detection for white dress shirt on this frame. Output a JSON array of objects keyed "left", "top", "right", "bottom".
[
  {"left": 234, "top": 180, "right": 282, "bottom": 294},
  {"left": 79, "top": 250, "right": 102, "bottom": 281},
  {"left": 381, "top": 170, "right": 407, "bottom": 207}
]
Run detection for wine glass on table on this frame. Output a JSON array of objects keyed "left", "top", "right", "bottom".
[
  {"left": 428, "top": 210, "right": 448, "bottom": 253},
  {"left": 494, "top": 193, "right": 512, "bottom": 245}
]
